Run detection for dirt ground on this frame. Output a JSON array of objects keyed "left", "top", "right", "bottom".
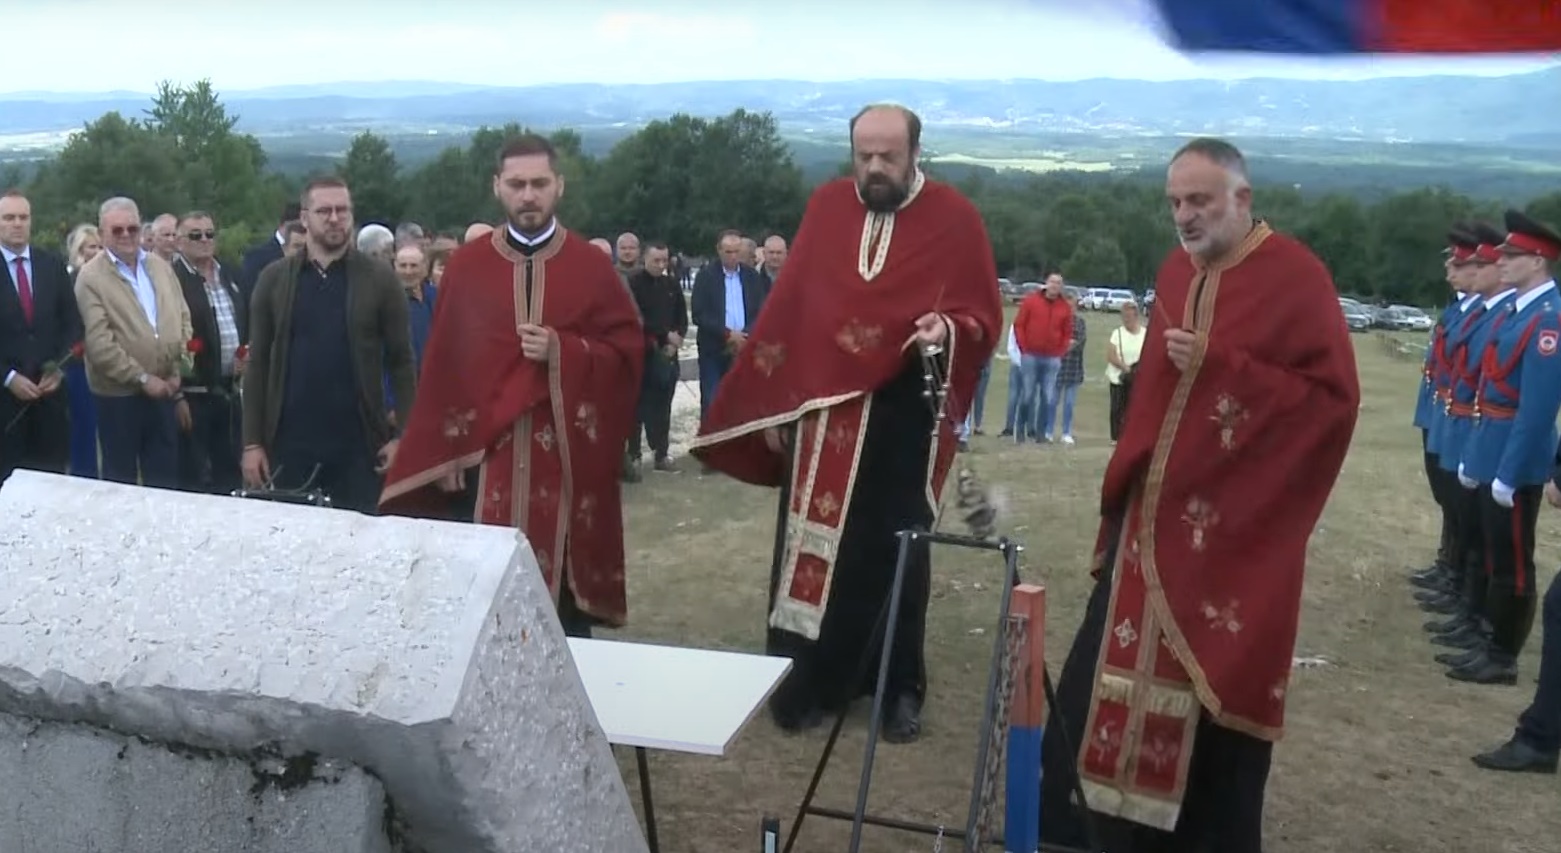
[{"left": 609, "top": 311, "right": 1561, "bottom": 853}]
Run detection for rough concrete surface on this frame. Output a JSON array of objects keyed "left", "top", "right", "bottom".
[
  {"left": 0, "top": 472, "right": 647, "bottom": 853},
  {"left": 0, "top": 712, "right": 390, "bottom": 853}
]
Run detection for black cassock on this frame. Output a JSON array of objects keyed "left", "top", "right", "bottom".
[
  {"left": 1039, "top": 515, "right": 1274, "bottom": 853},
  {"left": 766, "top": 356, "right": 935, "bottom": 718}
]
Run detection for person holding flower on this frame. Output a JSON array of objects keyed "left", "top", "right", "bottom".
[
  {"left": 0, "top": 189, "right": 83, "bottom": 486},
  {"left": 74, "top": 196, "right": 193, "bottom": 489},
  {"left": 171, "top": 210, "right": 247, "bottom": 496}
]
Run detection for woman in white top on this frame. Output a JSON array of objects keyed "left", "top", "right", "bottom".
[{"left": 1104, "top": 300, "right": 1146, "bottom": 444}]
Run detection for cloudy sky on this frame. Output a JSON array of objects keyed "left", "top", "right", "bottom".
[{"left": 5, "top": 0, "right": 1553, "bottom": 93}]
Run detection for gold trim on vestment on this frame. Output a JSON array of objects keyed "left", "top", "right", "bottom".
[{"left": 1135, "top": 221, "right": 1281, "bottom": 742}]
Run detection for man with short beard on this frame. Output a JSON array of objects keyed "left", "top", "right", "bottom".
[
  {"left": 1039, "top": 138, "right": 1360, "bottom": 853},
  {"left": 628, "top": 242, "right": 687, "bottom": 474},
  {"left": 1418, "top": 223, "right": 1514, "bottom": 666},
  {"left": 1451, "top": 210, "right": 1561, "bottom": 688},
  {"left": 691, "top": 104, "right": 1002, "bottom": 742},
  {"left": 378, "top": 134, "right": 644, "bottom": 638},
  {"left": 241, "top": 177, "right": 415, "bottom": 514}
]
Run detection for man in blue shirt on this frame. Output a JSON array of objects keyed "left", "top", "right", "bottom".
[{"left": 690, "top": 230, "right": 766, "bottom": 430}]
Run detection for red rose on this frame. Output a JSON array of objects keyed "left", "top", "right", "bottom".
[
  {"left": 69, "top": 341, "right": 84, "bottom": 360},
  {"left": 235, "top": 344, "right": 250, "bottom": 361},
  {"left": 187, "top": 338, "right": 205, "bottom": 355}
]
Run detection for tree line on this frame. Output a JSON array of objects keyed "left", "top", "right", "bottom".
[{"left": 5, "top": 81, "right": 1558, "bottom": 307}]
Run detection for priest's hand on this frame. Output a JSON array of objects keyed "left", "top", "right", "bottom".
[
  {"left": 519, "top": 324, "right": 553, "bottom": 362},
  {"left": 764, "top": 427, "right": 789, "bottom": 454},
  {"left": 1545, "top": 481, "right": 1561, "bottom": 509},
  {"left": 914, "top": 313, "right": 948, "bottom": 347},
  {"left": 1165, "top": 328, "right": 1198, "bottom": 371},
  {"left": 438, "top": 469, "right": 467, "bottom": 493}
]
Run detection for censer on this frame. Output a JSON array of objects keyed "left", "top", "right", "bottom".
[{"left": 918, "top": 338, "right": 1000, "bottom": 541}]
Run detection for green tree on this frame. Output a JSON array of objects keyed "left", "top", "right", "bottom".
[
  {"left": 338, "top": 131, "right": 406, "bottom": 225},
  {"left": 1062, "top": 235, "right": 1129, "bottom": 284},
  {"left": 144, "top": 79, "right": 274, "bottom": 227}
]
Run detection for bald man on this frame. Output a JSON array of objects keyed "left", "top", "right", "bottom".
[
  {"left": 463, "top": 222, "right": 493, "bottom": 244},
  {"left": 589, "top": 237, "right": 613, "bottom": 256},
  {"left": 757, "top": 234, "right": 787, "bottom": 289}
]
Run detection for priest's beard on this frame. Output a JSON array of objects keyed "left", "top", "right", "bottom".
[{"left": 858, "top": 165, "right": 914, "bottom": 213}]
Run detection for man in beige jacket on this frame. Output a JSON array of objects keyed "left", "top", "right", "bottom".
[{"left": 74, "top": 196, "right": 192, "bottom": 488}]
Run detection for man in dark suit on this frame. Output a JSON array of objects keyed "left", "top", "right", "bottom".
[
  {"left": 237, "top": 202, "right": 301, "bottom": 310},
  {"left": 172, "top": 211, "right": 248, "bottom": 495},
  {"left": 690, "top": 230, "right": 767, "bottom": 426},
  {"left": 0, "top": 190, "right": 83, "bottom": 486}
]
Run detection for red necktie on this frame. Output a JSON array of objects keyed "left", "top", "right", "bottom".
[{"left": 13, "top": 257, "right": 32, "bottom": 325}]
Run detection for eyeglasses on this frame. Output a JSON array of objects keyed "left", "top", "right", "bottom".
[
  {"left": 310, "top": 205, "right": 352, "bottom": 220},
  {"left": 109, "top": 224, "right": 140, "bottom": 237},
  {"left": 185, "top": 230, "right": 216, "bottom": 241}
]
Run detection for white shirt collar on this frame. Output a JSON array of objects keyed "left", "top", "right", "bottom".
[
  {"left": 1483, "top": 288, "right": 1515, "bottom": 309},
  {"left": 1515, "top": 280, "right": 1557, "bottom": 313},
  {"left": 0, "top": 244, "right": 29, "bottom": 264},
  {"left": 507, "top": 219, "right": 557, "bottom": 247}
]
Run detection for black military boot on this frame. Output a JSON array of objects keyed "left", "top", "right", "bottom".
[
  {"left": 1431, "top": 621, "right": 1485, "bottom": 649},
  {"left": 1436, "top": 644, "right": 1485, "bottom": 668},
  {"left": 1417, "top": 591, "right": 1460, "bottom": 615},
  {"left": 1471, "top": 739, "right": 1559, "bottom": 774},
  {"left": 1425, "top": 614, "right": 1465, "bottom": 633},
  {"left": 1447, "top": 593, "right": 1531, "bottom": 686},
  {"left": 1432, "top": 565, "right": 1490, "bottom": 647}
]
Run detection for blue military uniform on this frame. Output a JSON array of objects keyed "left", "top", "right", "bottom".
[
  {"left": 1452, "top": 209, "right": 1561, "bottom": 686},
  {"left": 1409, "top": 225, "right": 1481, "bottom": 594},
  {"left": 1420, "top": 222, "right": 1517, "bottom": 649},
  {"left": 1472, "top": 209, "right": 1561, "bottom": 771}
]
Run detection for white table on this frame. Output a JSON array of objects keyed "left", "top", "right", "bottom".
[{"left": 569, "top": 638, "right": 792, "bottom": 852}]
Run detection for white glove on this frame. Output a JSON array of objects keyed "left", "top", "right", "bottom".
[
  {"left": 1457, "top": 464, "right": 1477, "bottom": 490},
  {"left": 1491, "top": 480, "right": 1515, "bottom": 509}
]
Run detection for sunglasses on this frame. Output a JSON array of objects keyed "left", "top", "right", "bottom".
[
  {"left": 185, "top": 230, "right": 216, "bottom": 241},
  {"left": 109, "top": 224, "right": 141, "bottom": 237}
]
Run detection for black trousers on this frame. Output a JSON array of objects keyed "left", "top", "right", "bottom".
[
  {"left": 178, "top": 390, "right": 241, "bottom": 496},
  {"left": 1478, "top": 484, "right": 1543, "bottom": 660},
  {"left": 1449, "top": 480, "right": 1488, "bottom": 617},
  {"left": 0, "top": 390, "right": 69, "bottom": 486},
  {"left": 96, "top": 394, "right": 179, "bottom": 489},
  {"left": 1041, "top": 519, "right": 1272, "bottom": 853},
  {"left": 271, "top": 442, "right": 383, "bottom": 515},
  {"left": 1515, "top": 571, "right": 1561, "bottom": 753},
  {"left": 631, "top": 369, "right": 676, "bottom": 461},
  {"left": 1108, "top": 380, "right": 1132, "bottom": 442}
]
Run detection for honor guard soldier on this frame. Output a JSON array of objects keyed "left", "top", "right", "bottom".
[
  {"left": 1411, "top": 225, "right": 1480, "bottom": 597},
  {"left": 1470, "top": 433, "right": 1561, "bottom": 774},
  {"left": 1451, "top": 209, "right": 1561, "bottom": 686},
  {"left": 1423, "top": 222, "right": 1514, "bottom": 662}
]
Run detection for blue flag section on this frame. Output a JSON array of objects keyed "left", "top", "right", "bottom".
[{"left": 1151, "top": 0, "right": 1561, "bottom": 54}]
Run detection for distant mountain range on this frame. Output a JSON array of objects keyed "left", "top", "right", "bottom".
[{"left": 1, "top": 68, "right": 1557, "bottom": 150}]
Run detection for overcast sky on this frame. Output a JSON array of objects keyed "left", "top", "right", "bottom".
[{"left": 4, "top": 0, "right": 1553, "bottom": 93}]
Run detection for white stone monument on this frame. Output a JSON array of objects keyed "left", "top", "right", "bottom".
[{"left": 0, "top": 471, "right": 647, "bottom": 853}]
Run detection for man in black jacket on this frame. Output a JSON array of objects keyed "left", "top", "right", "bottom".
[
  {"left": 172, "top": 210, "right": 247, "bottom": 495},
  {"left": 628, "top": 241, "right": 688, "bottom": 474},
  {"left": 690, "top": 230, "right": 767, "bottom": 426},
  {"left": 237, "top": 201, "right": 301, "bottom": 310},
  {"left": 0, "top": 190, "right": 82, "bottom": 486}
]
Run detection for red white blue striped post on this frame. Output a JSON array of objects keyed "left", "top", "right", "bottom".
[{"left": 1004, "top": 584, "right": 1047, "bottom": 853}]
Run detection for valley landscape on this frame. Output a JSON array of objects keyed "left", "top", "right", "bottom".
[{"left": 2, "top": 66, "right": 1558, "bottom": 199}]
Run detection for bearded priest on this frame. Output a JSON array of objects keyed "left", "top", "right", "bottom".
[
  {"left": 1039, "top": 138, "right": 1360, "bottom": 852},
  {"left": 378, "top": 134, "right": 645, "bottom": 639},
  {"left": 690, "top": 104, "right": 1003, "bottom": 744}
]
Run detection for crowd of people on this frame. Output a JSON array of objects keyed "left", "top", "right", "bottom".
[{"left": 3, "top": 98, "right": 1557, "bottom": 851}]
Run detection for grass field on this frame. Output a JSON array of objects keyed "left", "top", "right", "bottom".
[{"left": 610, "top": 310, "right": 1560, "bottom": 853}]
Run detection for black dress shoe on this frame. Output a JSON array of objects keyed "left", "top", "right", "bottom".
[
  {"left": 881, "top": 694, "right": 923, "bottom": 744},
  {"left": 1425, "top": 615, "right": 1465, "bottom": 633},
  {"left": 1446, "top": 653, "right": 1518, "bottom": 686},
  {"left": 770, "top": 701, "right": 825, "bottom": 733},
  {"left": 1435, "top": 646, "right": 1484, "bottom": 668},
  {"left": 1418, "top": 595, "right": 1460, "bottom": 615},
  {"left": 1414, "top": 587, "right": 1456, "bottom": 605},
  {"left": 1471, "top": 739, "right": 1559, "bottom": 774},
  {"left": 1430, "top": 624, "right": 1484, "bottom": 649},
  {"left": 1410, "top": 573, "right": 1454, "bottom": 592}
]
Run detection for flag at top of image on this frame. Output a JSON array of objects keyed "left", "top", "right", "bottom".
[{"left": 1146, "top": 0, "right": 1561, "bottom": 53}]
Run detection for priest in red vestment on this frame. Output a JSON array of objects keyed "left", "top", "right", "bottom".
[
  {"left": 1040, "top": 138, "right": 1360, "bottom": 853},
  {"left": 690, "top": 104, "right": 1003, "bottom": 743},
  {"left": 378, "top": 134, "right": 644, "bottom": 637}
]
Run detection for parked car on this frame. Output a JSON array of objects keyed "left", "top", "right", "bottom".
[
  {"left": 1376, "top": 305, "right": 1434, "bottom": 332},
  {"left": 1142, "top": 288, "right": 1156, "bottom": 311},
  {"left": 1082, "top": 287, "right": 1111, "bottom": 310},
  {"left": 1101, "top": 289, "right": 1136, "bottom": 311},
  {"left": 1342, "top": 303, "right": 1373, "bottom": 332}
]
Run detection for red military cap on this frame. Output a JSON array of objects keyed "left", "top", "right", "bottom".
[{"left": 1499, "top": 209, "right": 1561, "bottom": 262}]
